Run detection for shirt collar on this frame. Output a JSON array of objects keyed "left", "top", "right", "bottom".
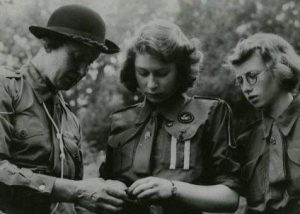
[
  {"left": 135, "top": 93, "right": 188, "bottom": 125},
  {"left": 262, "top": 95, "right": 300, "bottom": 136},
  {"left": 22, "top": 61, "right": 58, "bottom": 103}
]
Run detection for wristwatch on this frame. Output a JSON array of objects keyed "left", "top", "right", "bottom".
[{"left": 170, "top": 180, "right": 177, "bottom": 198}]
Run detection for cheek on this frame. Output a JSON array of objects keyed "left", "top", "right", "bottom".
[
  {"left": 165, "top": 73, "right": 178, "bottom": 91},
  {"left": 135, "top": 74, "right": 146, "bottom": 91}
]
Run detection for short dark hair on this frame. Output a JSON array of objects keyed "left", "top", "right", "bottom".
[
  {"left": 120, "top": 20, "right": 203, "bottom": 93},
  {"left": 41, "top": 35, "right": 100, "bottom": 60},
  {"left": 41, "top": 35, "right": 67, "bottom": 50},
  {"left": 228, "top": 33, "right": 300, "bottom": 92}
]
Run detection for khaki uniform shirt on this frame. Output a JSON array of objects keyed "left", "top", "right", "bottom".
[
  {"left": 237, "top": 95, "right": 300, "bottom": 214},
  {"left": 102, "top": 95, "right": 239, "bottom": 214},
  {"left": 0, "top": 63, "right": 83, "bottom": 214}
]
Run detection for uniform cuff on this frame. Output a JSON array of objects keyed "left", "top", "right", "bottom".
[{"left": 20, "top": 168, "right": 56, "bottom": 195}]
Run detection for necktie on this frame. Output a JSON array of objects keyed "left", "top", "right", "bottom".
[
  {"left": 268, "top": 121, "right": 285, "bottom": 184},
  {"left": 133, "top": 112, "right": 161, "bottom": 174}
]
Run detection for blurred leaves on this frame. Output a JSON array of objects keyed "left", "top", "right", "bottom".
[{"left": 1, "top": 0, "right": 300, "bottom": 175}]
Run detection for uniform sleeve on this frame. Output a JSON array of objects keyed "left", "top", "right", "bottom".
[
  {"left": 0, "top": 78, "right": 56, "bottom": 196},
  {"left": 99, "top": 114, "right": 116, "bottom": 180},
  {"left": 235, "top": 134, "right": 248, "bottom": 196},
  {"left": 206, "top": 100, "right": 240, "bottom": 192}
]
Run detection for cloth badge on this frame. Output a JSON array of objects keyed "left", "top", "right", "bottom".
[{"left": 178, "top": 112, "right": 194, "bottom": 124}]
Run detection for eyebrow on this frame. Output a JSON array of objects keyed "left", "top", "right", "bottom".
[
  {"left": 135, "top": 66, "right": 170, "bottom": 72},
  {"left": 237, "top": 69, "right": 261, "bottom": 77}
]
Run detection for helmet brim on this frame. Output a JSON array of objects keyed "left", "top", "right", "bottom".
[{"left": 29, "top": 25, "right": 120, "bottom": 54}]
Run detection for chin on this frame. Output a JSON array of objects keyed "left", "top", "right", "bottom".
[
  {"left": 146, "top": 97, "right": 165, "bottom": 104},
  {"left": 251, "top": 101, "right": 265, "bottom": 109}
]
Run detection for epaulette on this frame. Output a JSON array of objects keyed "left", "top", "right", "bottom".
[
  {"left": 111, "top": 103, "right": 141, "bottom": 115},
  {"left": 192, "top": 95, "right": 232, "bottom": 112},
  {"left": 0, "top": 66, "right": 22, "bottom": 78},
  {"left": 193, "top": 95, "right": 222, "bottom": 102}
]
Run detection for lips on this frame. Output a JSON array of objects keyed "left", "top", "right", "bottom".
[
  {"left": 145, "top": 92, "right": 165, "bottom": 101},
  {"left": 145, "top": 92, "right": 162, "bottom": 97},
  {"left": 247, "top": 95, "right": 259, "bottom": 103}
]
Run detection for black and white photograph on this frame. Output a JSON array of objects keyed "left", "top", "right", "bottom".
[{"left": 0, "top": 0, "right": 299, "bottom": 213}]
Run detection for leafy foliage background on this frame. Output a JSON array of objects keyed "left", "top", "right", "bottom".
[{"left": 1, "top": 0, "right": 300, "bottom": 213}]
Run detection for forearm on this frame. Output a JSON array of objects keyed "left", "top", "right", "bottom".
[
  {"left": 0, "top": 160, "right": 56, "bottom": 195},
  {"left": 51, "top": 178, "right": 78, "bottom": 202},
  {"left": 51, "top": 177, "right": 106, "bottom": 203},
  {"left": 173, "top": 182, "right": 239, "bottom": 213}
]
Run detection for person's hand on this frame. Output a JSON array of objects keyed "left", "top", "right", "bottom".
[
  {"left": 127, "top": 177, "right": 173, "bottom": 204},
  {"left": 75, "top": 178, "right": 127, "bottom": 213},
  {"left": 105, "top": 179, "right": 127, "bottom": 191}
]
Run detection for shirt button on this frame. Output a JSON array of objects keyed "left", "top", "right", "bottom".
[
  {"left": 19, "top": 130, "right": 28, "bottom": 138},
  {"left": 74, "top": 153, "right": 79, "bottom": 162},
  {"left": 39, "top": 184, "right": 46, "bottom": 191}
]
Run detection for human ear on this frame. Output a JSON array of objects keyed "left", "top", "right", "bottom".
[{"left": 40, "top": 39, "right": 52, "bottom": 53}]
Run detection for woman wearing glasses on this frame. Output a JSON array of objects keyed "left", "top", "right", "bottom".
[
  {"left": 229, "top": 33, "right": 300, "bottom": 214},
  {"left": 100, "top": 20, "right": 240, "bottom": 214}
]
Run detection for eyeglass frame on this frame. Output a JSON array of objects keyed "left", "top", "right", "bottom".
[{"left": 235, "top": 69, "right": 268, "bottom": 87}]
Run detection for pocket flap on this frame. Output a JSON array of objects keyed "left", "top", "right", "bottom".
[
  {"left": 62, "top": 132, "right": 81, "bottom": 162},
  {"left": 164, "top": 97, "right": 215, "bottom": 140}
]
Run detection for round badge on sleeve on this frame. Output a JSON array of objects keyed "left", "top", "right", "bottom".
[{"left": 178, "top": 112, "right": 194, "bottom": 123}]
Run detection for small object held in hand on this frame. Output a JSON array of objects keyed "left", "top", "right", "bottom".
[{"left": 125, "top": 188, "right": 139, "bottom": 204}]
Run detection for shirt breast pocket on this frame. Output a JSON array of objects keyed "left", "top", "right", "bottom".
[
  {"left": 63, "top": 132, "right": 81, "bottom": 163},
  {"left": 11, "top": 114, "right": 47, "bottom": 152},
  {"left": 241, "top": 155, "right": 265, "bottom": 205},
  {"left": 13, "top": 114, "right": 45, "bottom": 139},
  {"left": 107, "top": 128, "right": 140, "bottom": 174}
]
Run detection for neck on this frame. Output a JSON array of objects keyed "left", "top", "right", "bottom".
[
  {"left": 150, "top": 92, "right": 183, "bottom": 109},
  {"left": 265, "top": 92, "right": 293, "bottom": 118}
]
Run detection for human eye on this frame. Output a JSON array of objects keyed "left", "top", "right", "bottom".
[
  {"left": 136, "top": 68, "right": 149, "bottom": 77},
  {"left": 247, "top": 71, "right": 260, "bottom": 79},
  {"left": 235, "top": 76, "right": 243, "bottom": 86},
  {"left": 245, "top": 71, "right": 260, "bottom": 85},
  {"left": 71, "top": 51, "right": 82, "bottom": 61},
  {"left": 155, "top": 68, "right": 170, "bottom": 77}
]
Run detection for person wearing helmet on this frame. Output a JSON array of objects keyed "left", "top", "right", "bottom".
[{"left": 0, "top": 4, "right": 126, "bottom": 214}]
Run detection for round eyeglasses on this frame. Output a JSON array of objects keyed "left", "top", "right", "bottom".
[{"left": 235, "top": 70, "right": 267, "bottom": 87}]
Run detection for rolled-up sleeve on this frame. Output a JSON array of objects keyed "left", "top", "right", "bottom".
[{"left": 206, "top": 100, "right": 240, "bottom": 192}]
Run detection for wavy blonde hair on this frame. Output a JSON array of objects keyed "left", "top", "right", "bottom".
[{"left": 228, "top": 33, "right": 300, "bottom": 91}]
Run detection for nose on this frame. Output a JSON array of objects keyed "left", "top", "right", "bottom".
[
  {"left": 147, "top": 75, "right": 158, "bottom": 91},
  {"left": 77, "top": 64, "right": 88, "bottom": 78},
  {"left": 241, "top": 79, "right": 253, "bottom": 95}
]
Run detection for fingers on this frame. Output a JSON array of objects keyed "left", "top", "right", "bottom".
[
  {"left": 76, "top": 179, "right": 128, "bottom": 213},
  {"left": 106, "top": 186, "right": 128, "bottom": 200},
  {"left": 136, "top": 188, "right": 157, "bottom": 199},
  {"left": 97, "top": 192, "right": 125, "bottom": 207},
  {"left": 128, "top": 177, "right": 151, "bottom": 193},
  {"left": 106, "top": 180, "right": 127, "bottom": 190},
  {"left": 131, "top": 181, "right": 155, "bottom": 197}
]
